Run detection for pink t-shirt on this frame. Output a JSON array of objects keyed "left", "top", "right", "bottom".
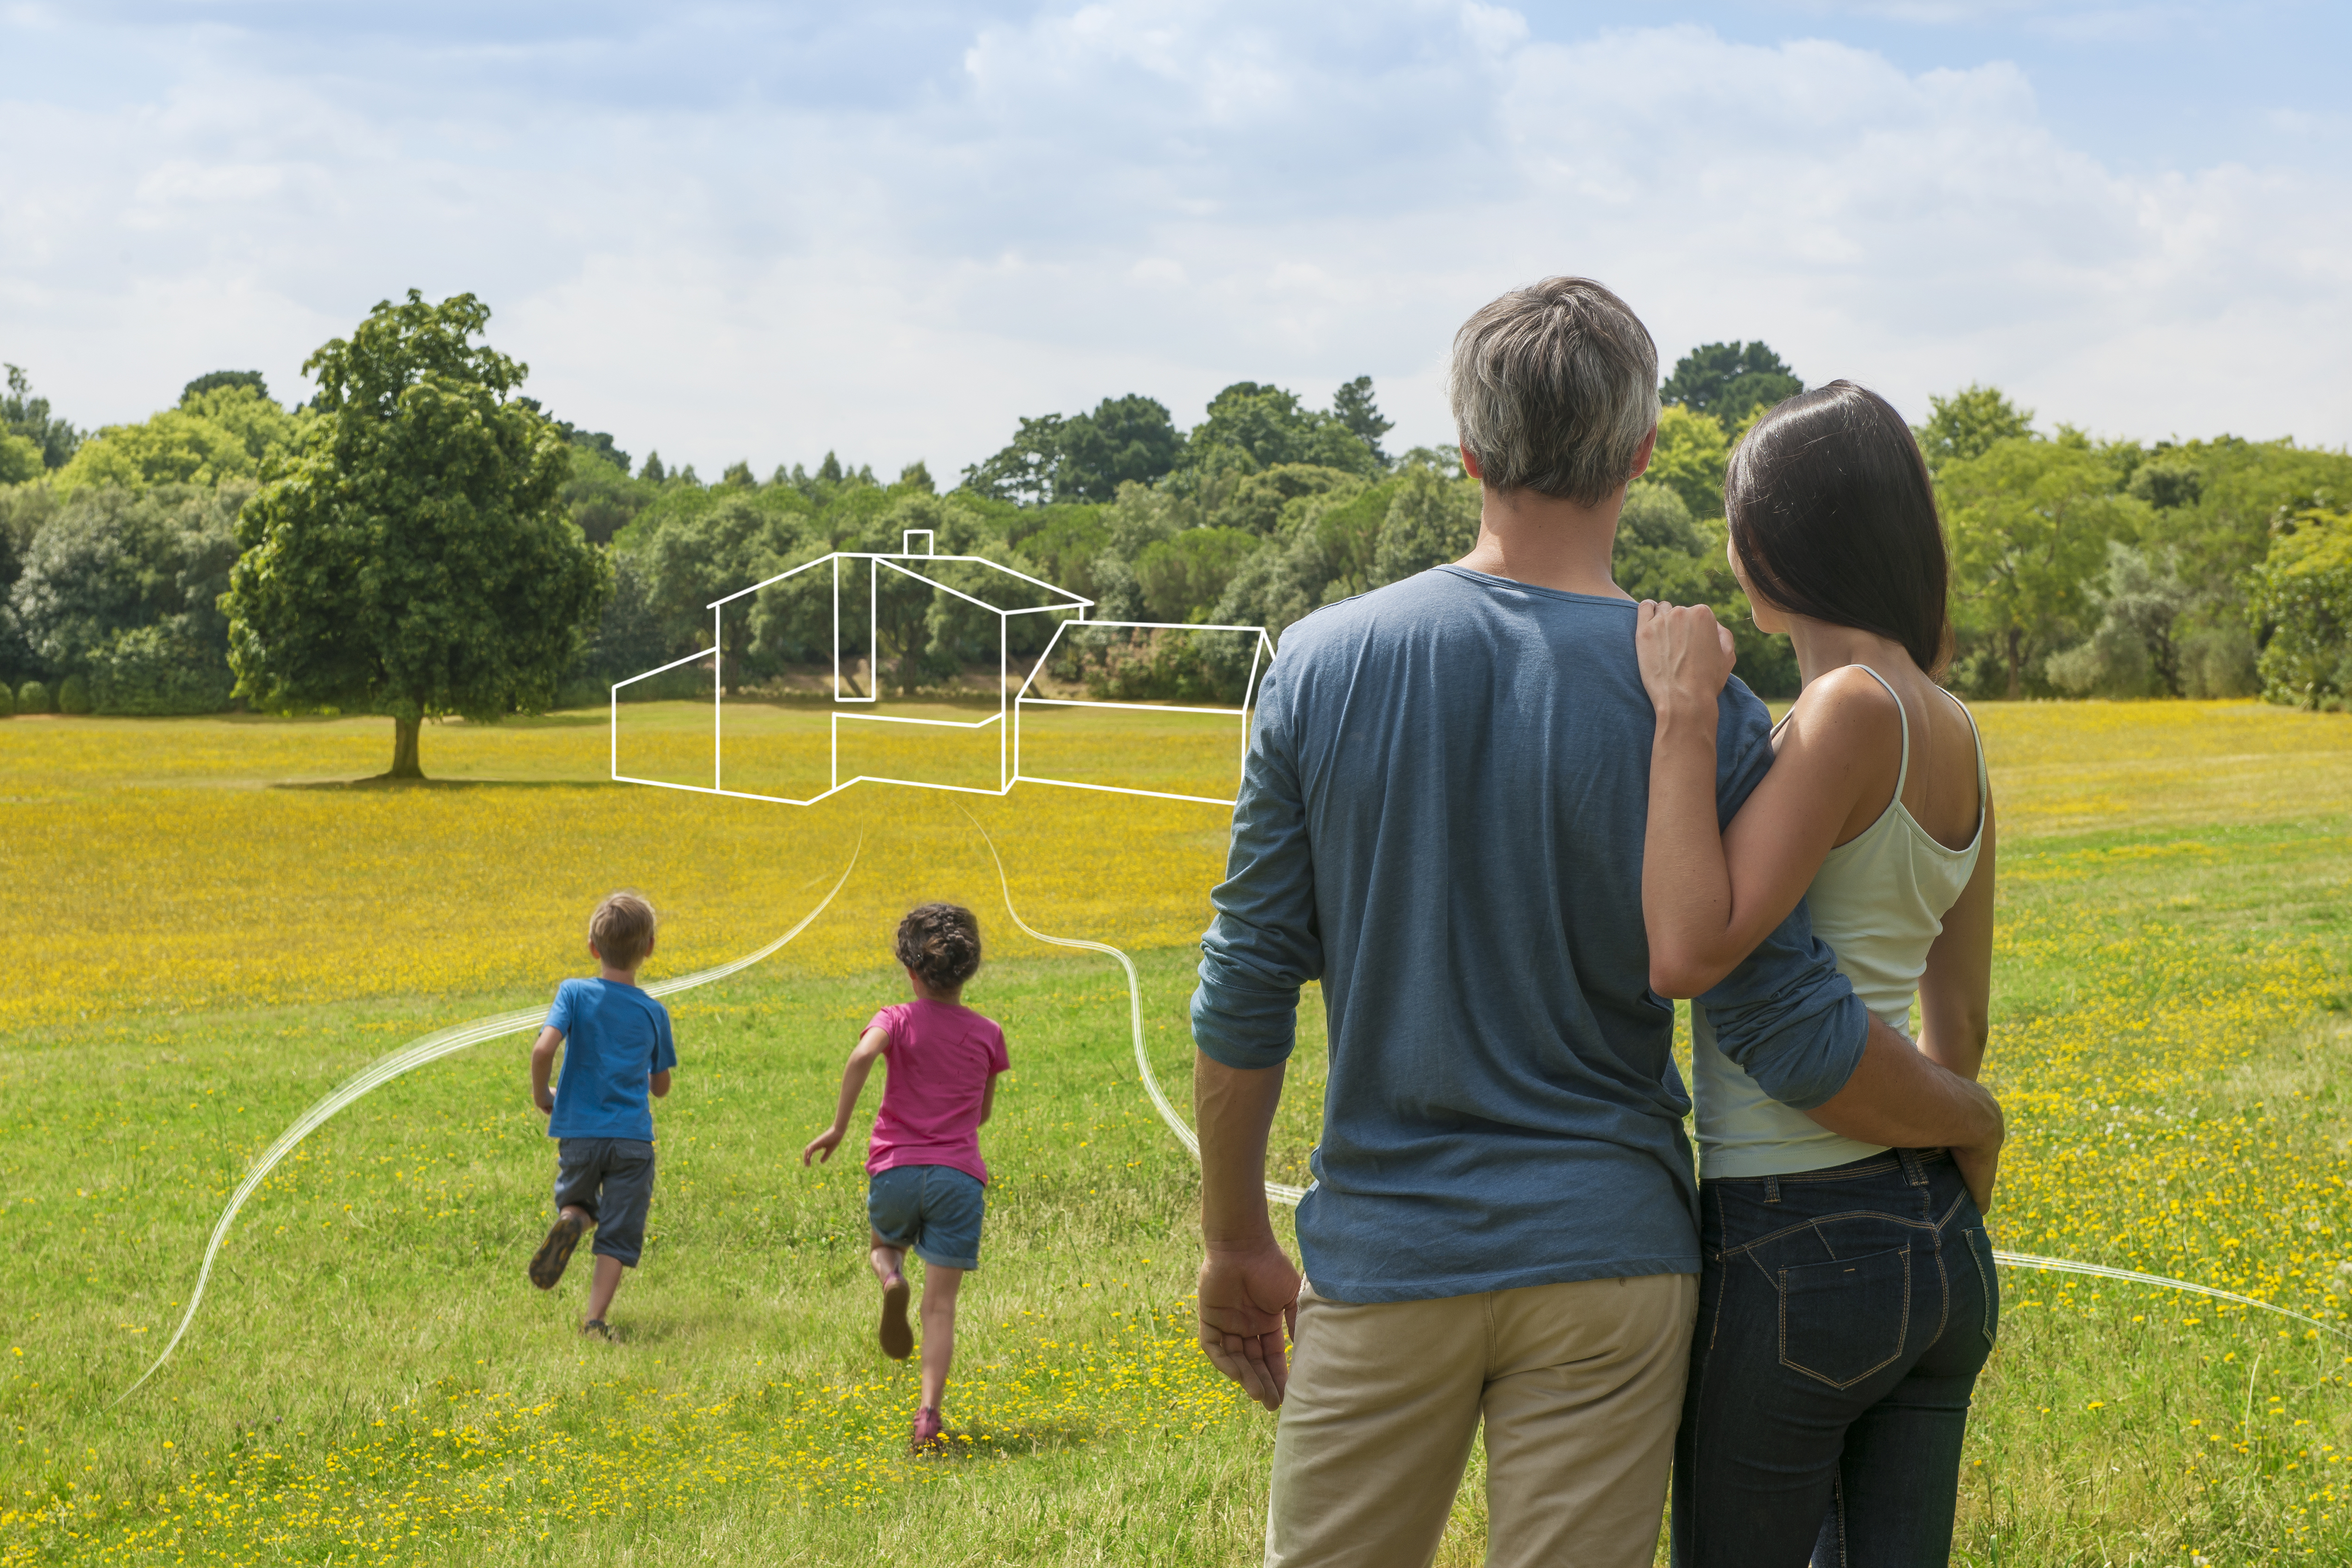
[{"left": 864, "top": 998, "right": 1010, "bottom": 1183}]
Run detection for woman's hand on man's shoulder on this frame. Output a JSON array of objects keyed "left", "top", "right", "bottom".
[{"left": 1635, "top": 600, "right": 1736, "bottom": 716}]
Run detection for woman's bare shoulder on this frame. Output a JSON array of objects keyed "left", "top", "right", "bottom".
[{"left": 1780, "top": 664, "right": 1904, "bottom": 746}]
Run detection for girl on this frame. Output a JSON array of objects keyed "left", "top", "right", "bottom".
[
  {"left": 1637, "top": 382, "right": 1998, "bottom": 1567},
  {"left": 803, "top": 903, "right": 1010, "bottom": 1454}
]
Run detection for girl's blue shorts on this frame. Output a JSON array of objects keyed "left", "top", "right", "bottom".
[{"left": 867, "top": 1164, "right": 985, "bottom": 1270}]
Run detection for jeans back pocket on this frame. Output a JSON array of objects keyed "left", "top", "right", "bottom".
[{"left": 1777, "top": 1244, "right": 1911, "bottom": 1388}]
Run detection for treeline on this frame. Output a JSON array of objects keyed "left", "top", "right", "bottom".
[{"left": 4, "top": 325, "right": 2352, "bottom": 726}]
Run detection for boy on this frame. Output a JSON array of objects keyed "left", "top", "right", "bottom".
[
  {"left": 527, "top": 890, "right": 677, "bottom": 1340},
  {"left": 803, "top": 903, "right": 1009, "bottom": 1452}
]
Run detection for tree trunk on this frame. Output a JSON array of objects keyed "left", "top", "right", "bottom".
[
  {"left": 388, "top": 714, "right": 424, "bottom": 779},
  {"left": 2152, "top": 630, "right": 2182, "bottom": 697},
  {"left": 2005, "top": 627, "right": 2022, "bottom": 700}
]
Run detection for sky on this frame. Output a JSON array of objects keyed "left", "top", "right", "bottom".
[{"left": 2, "top": 1, "right": 2346, "bottom": 479}]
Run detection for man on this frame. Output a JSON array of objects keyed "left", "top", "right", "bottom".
[{"left": 1189, "top": 276, "right": 2004, "bottom": 1568}]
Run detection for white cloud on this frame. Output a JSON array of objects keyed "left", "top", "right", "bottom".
[
  {"left": 0, "top": 1, "right": 2345, "bottom": 475},
  {"left": 1783, "top": 0, "right": 2189, "bottom": 31}
]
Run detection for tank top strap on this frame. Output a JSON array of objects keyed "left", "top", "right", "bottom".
[
  {"left": 1849, "top": 664, "right": 1910, "bottom": 799},
  {"left": 1936, "top": 683, "right": 1990, "bottom": 831}
]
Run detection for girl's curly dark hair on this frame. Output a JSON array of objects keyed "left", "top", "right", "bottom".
[{"left": 896, "top": 903, "right": 982, "bottom": 994}]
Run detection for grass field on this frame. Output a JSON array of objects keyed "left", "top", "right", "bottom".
[{"left": 5, "top": 697, "right": 2352, "bottom": 1564}]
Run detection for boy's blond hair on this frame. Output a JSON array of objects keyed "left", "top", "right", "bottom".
[{"left": 590, "top": 891, "right": 658, "bottom": 972}]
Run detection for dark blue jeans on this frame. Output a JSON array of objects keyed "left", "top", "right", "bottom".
[{"left": 1671, "top": 1148, "right": 1999, "bottom": 1568}]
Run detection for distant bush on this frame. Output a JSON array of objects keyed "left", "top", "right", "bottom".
[
  {"left": 7, "top": 483, "right": 243, "bottom": 700},
  {"left": 2043, "top": 544, "right": 2187, "bottom": 698},
  {"left": 615, "top": 665, "right": 711, "bottom": 703},
  {"left": 56, "top": 671, "right": 91, "bottom": 714},
  {"left": 0, "top": 683, "right": 13, "bottom": 718},
  {"left": 17, "top": 679, "right": 50, "bottom": 713},
  {"left": 2176, "top": 625, "right": 2259, "bottom": 699},
  {"left": 88, "top": 625, "right": 236, "bottom": 715},
  {"left": 1050, "top": 625, "right": 1259, "bottom": 706}
]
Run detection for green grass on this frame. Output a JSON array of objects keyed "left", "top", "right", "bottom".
[
  {"left": 1953, "top": 817, "right": 2352, "bottom": 1565},
  {"left": 9, "top": 705, "right": 2352, "bottom": 1564},
  {"left": 3, "top": 946, "right": 1327, "bottom": 1564}
]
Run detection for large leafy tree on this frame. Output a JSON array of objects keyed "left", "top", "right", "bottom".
[
  {"left": 1331, "top": 376, "right": 1394, "bottom": 465},
  {"left": 2, "top": 364, "right": 80, "bottom": 470},
  {"left": 182, "top": 370, "right": 269, "bottom": 402},
  {"left": 1660, "top": 342, "right": 1802, "bottom": 433},
  {"left": 962, "top": 395, "right": 1184, "bottom": 504},
  {"left": 1644, "top": 405, "right": 1732, "bottom": 520},
  {"left": 1914, "top": 384, "right": 2034, "bottom": 472},
  {"left": 0, "top": 429, "right": 38, "bottom": 485},
  {"left": 1180, "top": 381, "right": 1384, "bottom": 482},
  {"left": 1060, "top": 395, "right": 1184, "bottom": 499},
  {"left": 53, "top": 383, "right": 309, "bottom": 494},
  {"left": 639, "top": 494, "right": 811, "bottom": 687},
  {"left": 963, "top": 412, "right": 1070, "bottom": 504},
  {"left": 2250, "top": 508, "right": 2352, "bottom": 709},
  {"left": 1135, "top": 526, "right": 1257, "bottom": 623},
  {"left": 224, "top": 290, "right": 608, "bottom": 778},
  {"left": 1940, "top": 436, "right": 2149, "bottom": 698}
]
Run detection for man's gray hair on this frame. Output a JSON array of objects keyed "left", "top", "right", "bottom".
[{"left": 1448, "top": 277, "right": 1661, "bottom": 504}]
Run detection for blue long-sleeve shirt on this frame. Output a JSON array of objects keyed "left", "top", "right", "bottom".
[{"left": 1191, "top": 565, "right": 1868, "bottom": 1303}]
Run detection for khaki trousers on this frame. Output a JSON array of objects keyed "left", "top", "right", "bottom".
[{"left": 1265, "top": 1272, "right": 1698, "bottom": 1568}]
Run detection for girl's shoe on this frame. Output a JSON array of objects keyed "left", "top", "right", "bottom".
[
  {"left": 910, "top": 1406, "right": 945, "bottom": 1452},
  {"left": 529, "top": 1214, "right": 584, "bottom": 1290},
  {"left": 878, "top": 1277, "right": 913, "bottom": 1360},
  {"left": 580, "top": 1318, "right": 614, "bottom": 1342}
]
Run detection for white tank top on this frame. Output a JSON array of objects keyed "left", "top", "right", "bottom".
[{"left": 1692, "top": 666, "right": 1988, "bottom": 1179}]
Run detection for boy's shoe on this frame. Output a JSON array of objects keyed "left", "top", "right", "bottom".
[
  {"left": 910, "top": 1406, "right": 944, "bottom": 1453},
  {"left": 879, "top": 1276, "right": 913, "bottom": 1361},
  {"left": 581, "top": 1318, "right": 614, "bottom": 1342},
  {"left": 529, "top": 1213, "right": 585, "bottom": 1290}
]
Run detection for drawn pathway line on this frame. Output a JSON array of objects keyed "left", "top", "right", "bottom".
[
  {"left": 1988, "top": 1250, "right": 2349, "bottom": 1338},
  {"left": 964, "top": 810, "right": 1306, "bottom": 1205},
  {"left": 121, "top": 833, "right": 866, "bottom": 1401}
]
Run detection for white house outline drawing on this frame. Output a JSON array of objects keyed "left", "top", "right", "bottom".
[{"left": 609, "top": 531, "right": 1274, "bottom": 809}]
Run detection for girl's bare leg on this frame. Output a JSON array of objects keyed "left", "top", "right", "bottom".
[{"left": 919, "top": 1264, "right": 966, "bottom": 1412}]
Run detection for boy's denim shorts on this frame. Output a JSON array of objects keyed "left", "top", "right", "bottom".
[
  {"left": 867, "top": 1164, "right": 985, "bottom": 1271},
  {"left": 554, "top": 1138, "right": 656, "bottom": 1267}
]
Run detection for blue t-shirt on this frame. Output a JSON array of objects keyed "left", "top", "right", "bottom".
[
  {"left": 545, "top": 977, "right": 677, "bottom": 1142},
  {"left": 1191, "top": 565, "right": 1868, "bottom": 1304}
]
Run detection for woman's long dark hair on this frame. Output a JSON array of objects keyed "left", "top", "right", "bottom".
[{"left": 1724, "top": 381, "right": 1952, "bottom": 676}]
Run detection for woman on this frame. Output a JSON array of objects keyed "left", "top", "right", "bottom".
[{"left": 1636, "top": 381, "right": 1999, "bottom": 1568}]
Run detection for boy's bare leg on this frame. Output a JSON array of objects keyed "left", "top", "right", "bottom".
[
  {"left": 584, "top": 1255, "right": 625, "bottom": 1326},
  {"left": 918, "top": 1264, "right": 966, "bottom": 1413},
  {"left": 872, "top": 1232, "right": 914, "bottom": 1360}
]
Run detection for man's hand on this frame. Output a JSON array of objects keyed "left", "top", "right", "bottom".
[
  {"left": 1636, "top": 600, "right": 1736, "bottom": 714},
  {"left": 1198, "top": 1241, "right": 1303, "bottom": 1411},
  {"left": 802, "top": 1126, "right": 845, "bottom": 1166}
]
